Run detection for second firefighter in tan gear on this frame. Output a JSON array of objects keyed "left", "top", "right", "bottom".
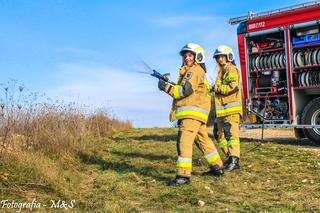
[
  {"left": 158, "top": 43, "right": 224, "bottom": 186},
  {"left": 213, "top": 45, "right": 242, "bottom": 171}
]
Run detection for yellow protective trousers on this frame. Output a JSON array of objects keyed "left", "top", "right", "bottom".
[
  {"left": 176, "top": 118, "right": 223, "bottom": 177},
  {"left": 215, "top": 114, "right": 240, "bottom": 158}
]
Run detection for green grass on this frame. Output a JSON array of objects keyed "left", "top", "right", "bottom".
[{"left": 1, "top": 128, "right": 320, "bottom": 212}]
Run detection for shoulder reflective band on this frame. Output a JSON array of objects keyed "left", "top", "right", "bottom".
[
  {"left": 227, "top": 139, "right": 240, "bottom": 146},
  {"left": 221, "top": 85, "right": 228, "bottom": 95},
  {"left": 218, "top": 139, "right": 228, "bottom": 148},
  {"left": 223, "top": 78, "right": 236, "bottom": 85},
  {"left": 216, "top": 102, "right": 242, "bottom": 117},
  {"left": 203, "top": 78, "right": 211, "bottom": 97},
  {"left": 176, "top": 106, "right": 209, "bottom": 121},
  {"left": 225, "top": 73, "right": 237, "bottom": 82},
  {"left": 173, "top": 85, "right": 185, "bottom": 99},
  {"left": 176, "top": 157, "right": 192, "bottom": 168},
  {"left": 205, "top": 150, "right": 220, "bottom": 164}
]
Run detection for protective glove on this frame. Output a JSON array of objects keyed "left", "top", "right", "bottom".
[
  {"left": 158, "top": 79, "right": 167, "bottom": 91},
  {"left": 214, "top": 83, "right": 221, "bottom": 94}
]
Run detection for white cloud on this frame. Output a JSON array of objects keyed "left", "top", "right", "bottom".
[{"left": 48, "top": 63, "right": 173, "bottom": 127}]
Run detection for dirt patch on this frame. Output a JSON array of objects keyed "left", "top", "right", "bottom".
[
  {"left": 240, "top": 129, "right": 295, "bottom": 142},
  {"left": 241, "top": 129, "right": 320, "bottom": 152},
  {"left": 209, "top": 127, "right": 320, "bottom": 152}
]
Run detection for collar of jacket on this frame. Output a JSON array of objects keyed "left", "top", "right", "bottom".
[
  {"left": 179, "top": 63, "right": 199, "bottom": 75},
  {"left": 222, "top": 62, "right": 231, "bottom": 69},
  {"left": 221, "top": 62, "right": 233, "bottom": 74}
]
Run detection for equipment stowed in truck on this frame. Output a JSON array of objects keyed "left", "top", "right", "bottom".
[{"left": 229, "top": 0, "right": 320, "bottom": 143}]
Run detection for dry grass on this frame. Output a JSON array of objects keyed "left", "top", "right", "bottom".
[
  {"left": 0, "top": 81, "right": 132, "bottom": 209},
  {"left": 88, "top": 128, "right": 320, "bottom": 212},
  {"left": 0, "top": 81, "right": 131, "bottom": 155},
  {"left": 1, "top": 124, "right": 320, "bottom": 212}
]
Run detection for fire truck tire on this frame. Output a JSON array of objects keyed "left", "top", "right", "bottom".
[{"left": 302, "top": 97, "right": 320, "bottom": 144}]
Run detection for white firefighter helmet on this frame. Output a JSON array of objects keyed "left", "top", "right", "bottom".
[
  {"left": 213, "top": 45, "right": 235, "bottom": 62},
  {"left": 179, "top": 43, "right": 205, "bottom": 63}
]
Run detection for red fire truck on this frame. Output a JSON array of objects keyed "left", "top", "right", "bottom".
[{"left": 229, "top": 1, "right": 320, "bottom": 143}]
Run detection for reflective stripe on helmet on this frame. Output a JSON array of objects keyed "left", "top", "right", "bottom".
[{"left": 194, "top": 46, "right": 204, "bottom": 51}]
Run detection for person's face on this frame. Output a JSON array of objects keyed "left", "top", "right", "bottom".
[
  {"left": 216, "top": 55, "right": 227, "bottom": 65},
  {"left": 183, "top": 52, "right": 195, "bottom": 67}
]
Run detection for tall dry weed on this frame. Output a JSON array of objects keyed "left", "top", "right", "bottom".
[{"left": 0, "top": 80, "right": 132, "bottom": 157}]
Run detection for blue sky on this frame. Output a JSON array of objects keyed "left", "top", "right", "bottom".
[{"left": 0, "top": 0, "right": 307, "bottom": 127}]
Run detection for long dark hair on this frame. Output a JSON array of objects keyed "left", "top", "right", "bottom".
[{"left": 200, "top": 63, "right": 207, "bottom": 73}]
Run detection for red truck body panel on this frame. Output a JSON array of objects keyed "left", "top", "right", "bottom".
[{"left": 237, "top": 4, "right": 320, "bottom": 123}]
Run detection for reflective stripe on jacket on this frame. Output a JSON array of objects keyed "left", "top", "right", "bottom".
[
  {"left": 164, "top": 63, "right": 211, "bottom": 123},
  {"left": 214, "top": 62, "right": 243, "bottom": 117}
]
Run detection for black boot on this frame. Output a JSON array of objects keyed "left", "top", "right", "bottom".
[
  {"left": 202, "top": 165, "right": 224, "bottom": 177},
  {"left": 223, "top": 156, "right": 231, "bottom": 167},
  {"left": 169, "top": 175, "right": 190, "bottom": 187},
  {"left": 224, "top": 156, "right": 240, "bottom": 171}
]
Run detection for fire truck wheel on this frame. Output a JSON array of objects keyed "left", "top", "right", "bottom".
[{"left": 302, "top": 97, "right": 320, "bottom": 144}]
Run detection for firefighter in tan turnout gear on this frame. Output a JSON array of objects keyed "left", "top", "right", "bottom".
[
  {"left": 158, "top": 43, "right": 224, "bottom": 186},
  {"left": 213, "top": 45, "right": 243, "bottom": 171}
]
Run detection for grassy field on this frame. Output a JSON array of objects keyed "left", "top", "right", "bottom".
[{"left": 1, "top": 127, "right": 320, "bottom": 212}]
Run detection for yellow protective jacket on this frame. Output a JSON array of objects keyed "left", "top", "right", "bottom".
[
  {"left": 214, "top": 62, "right": 243, "bottom": 118},
  {"left": 164, "top": 63, "right": 211, "bottom": 123}
]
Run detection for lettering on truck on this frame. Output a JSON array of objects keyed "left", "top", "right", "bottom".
[{"left": 248, "top": 21, "right": 266, "bottom": 30}]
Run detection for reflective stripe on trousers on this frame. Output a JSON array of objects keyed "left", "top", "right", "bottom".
[
  {"left": 204, "top": 150, "right": 220, "bottom": 164},
  {"left": 218, "top": 139, "right": 228, "bottom": 148},
  {"left": 228, "top": 139, "right": 240, "bottom": 146},
  {"left": 176, "top": 157, "right": 192, "bottom": 168}
]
